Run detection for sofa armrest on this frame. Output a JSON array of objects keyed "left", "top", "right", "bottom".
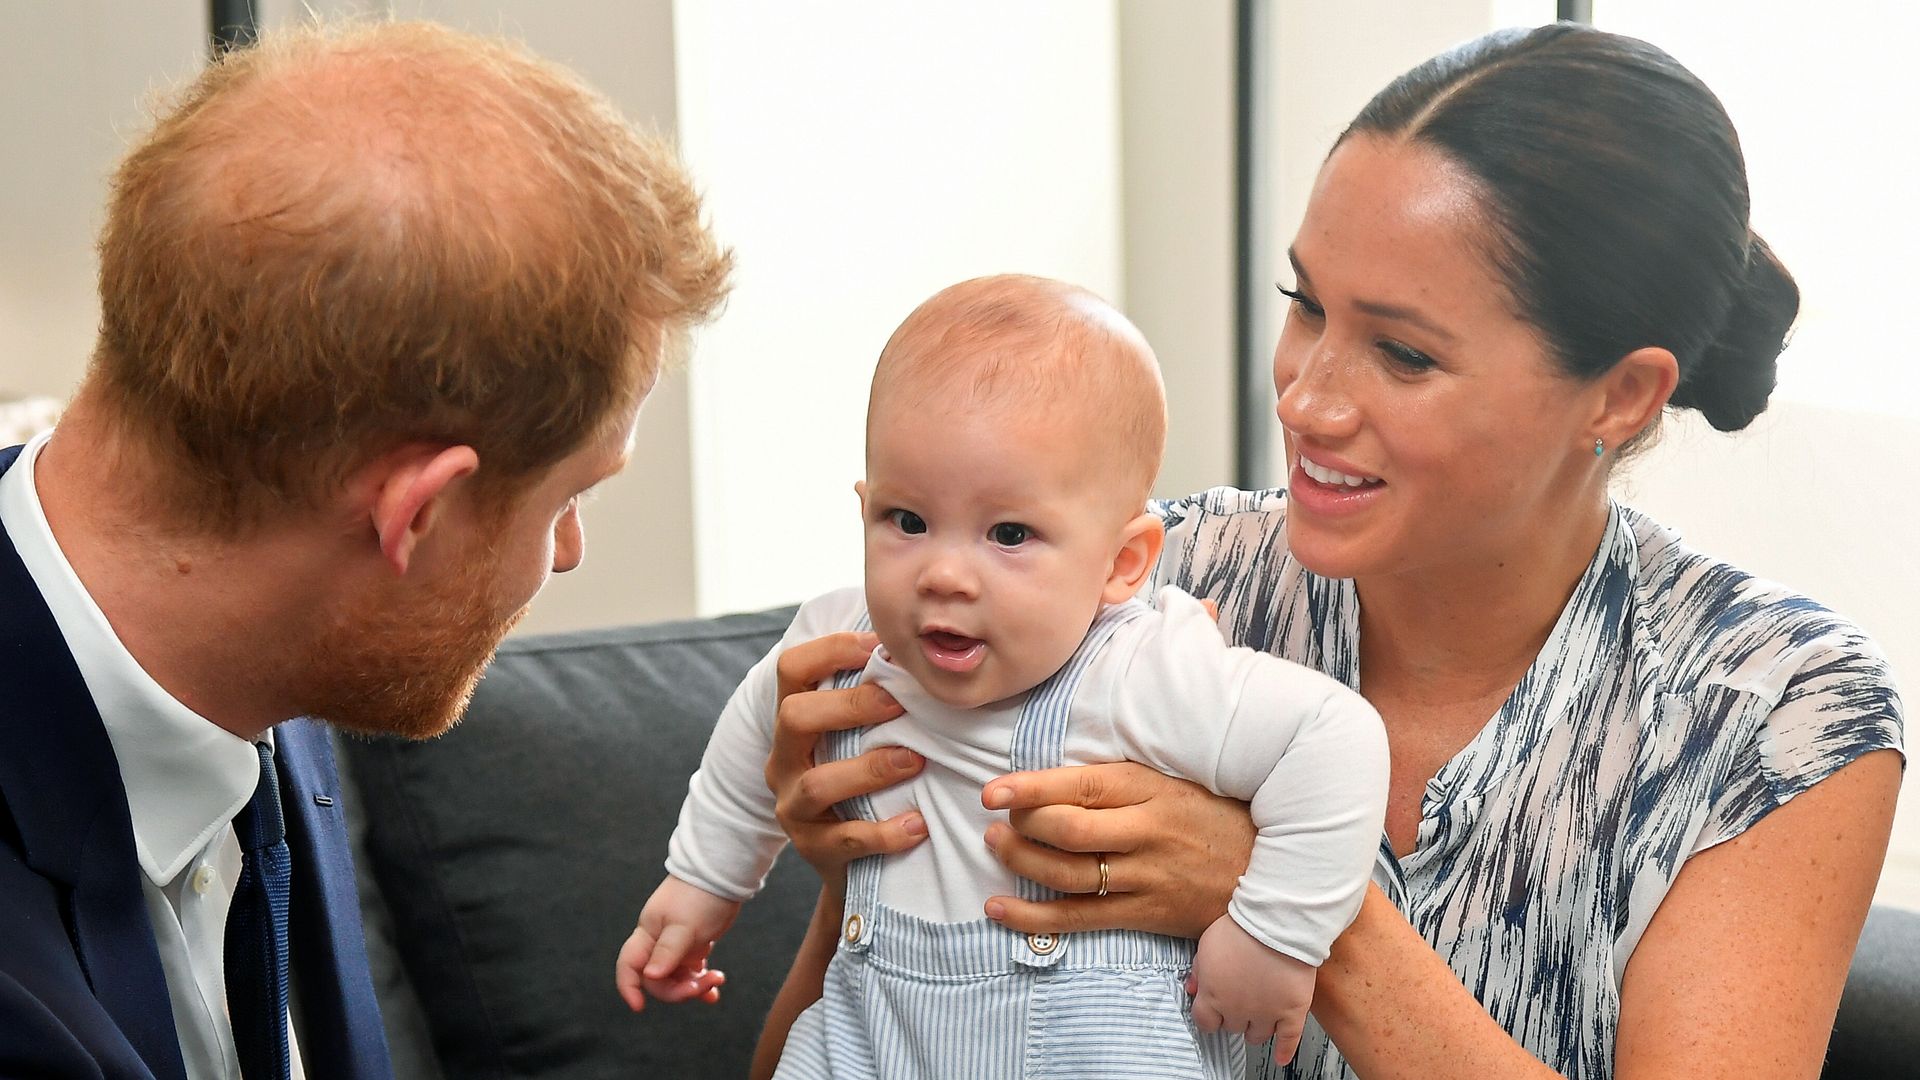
[{"left": 1824, "top": 903, "right": 1920, "bottom": 1079}]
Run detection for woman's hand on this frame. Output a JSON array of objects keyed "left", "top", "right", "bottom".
[
  {"left": 751, "top": 631, "right": 925, "bottom": 1080},
  {"left": 766, "top": 630, "right": 926, "bottom": 891},
  {"left": 978, "top": 761, "right": 1256, "bottom": 939}
]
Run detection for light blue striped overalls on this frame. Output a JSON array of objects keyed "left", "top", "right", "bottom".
[{"left": 774, "top": 604, "right": 1244, "bottom": 1080}]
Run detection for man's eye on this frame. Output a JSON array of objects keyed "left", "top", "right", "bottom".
[
  {"left": 889, "top": 510, "right": 927, "bottom": 535},
  {"left": 990, "top": 523, "right": 1030, "bottom": 546}
]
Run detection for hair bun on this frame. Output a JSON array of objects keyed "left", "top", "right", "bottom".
[{"left": 1672, "top": 234, "right": 1798, "bottom": 432}]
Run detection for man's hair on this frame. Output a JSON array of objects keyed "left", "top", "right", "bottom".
[
  {"left": 867, "top": 275, "right": 1166, "bottom": 514},
  {"left": 89, "top": 20, "right": 731, "bottom": 531}
]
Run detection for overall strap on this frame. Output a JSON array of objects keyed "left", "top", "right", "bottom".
[
  {"left": 1008, "top": 600, "right": 1149, "bottom": 903},
  {"left": 815, "top": 613, "right": 890, "bottom": 922}
]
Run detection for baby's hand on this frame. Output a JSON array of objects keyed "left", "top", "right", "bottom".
[
  {"left": 1187, "top": 914, "right": 1316, "bottom": 1066},
  {"left": 615, "top": 875, "right": 741, "bottom": 1012}
]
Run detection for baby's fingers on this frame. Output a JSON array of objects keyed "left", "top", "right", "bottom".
[
  {"left": 643, "top": 924, "right": 697, "bottom": 979},
  {"left": 614, "top": 928, "right": 656, "bottom": 1012},
  {"left": 644, "top": 965, "right": 727, "bottom": 1005},
  {"left": 1271, "top": 1017, "right": 1304, "bottom": 1067},
  {"left": 1190, "top": 993, "right": 1226, "bottom": 1034}
]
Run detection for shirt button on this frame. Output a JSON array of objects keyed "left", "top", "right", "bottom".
[{"left": 189, "top": 865, "right": 216, "bottom": 895}]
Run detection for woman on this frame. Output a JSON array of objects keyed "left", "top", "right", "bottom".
[{"left": 754, "top": 24, "right": 1904, "bottom": 1080}]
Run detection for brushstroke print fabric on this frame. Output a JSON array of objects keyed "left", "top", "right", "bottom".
[{"left": 1147, "top": 488, "right": 1903, "bottom": 1080}]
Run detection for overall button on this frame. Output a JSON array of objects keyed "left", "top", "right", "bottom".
[
  {"left": 1027, "top": 932, "right": 1061, "bottom": 955},
  {"left": 844, "top": 913, "right": 864, "bottom": 944},
  {"left": 189, "top": 865, "right": 216, "bottom": 896}
]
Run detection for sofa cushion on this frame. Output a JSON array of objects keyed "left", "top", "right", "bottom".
[
  {"left": 342, "top": 607, "right": 811, "bottom": 1080},
  {"left": 1825, "top": 903, "right": 1920, "bottom": 1079}
]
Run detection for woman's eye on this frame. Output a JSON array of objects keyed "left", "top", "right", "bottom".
[
  {"left": 1379, "top": 341, "right": 1438, "bottom": 372},
  {"left": 990, "top": 522, "right": 1030, "bottom": 546},
  {"left": 889, "top": 510, "right": 927, "bottom": 535},
  {"left": 1276, "top": 284, "right": 1324, "bottom": 320}
]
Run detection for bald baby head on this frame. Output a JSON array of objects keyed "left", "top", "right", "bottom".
[{"left": 867, "top": 275, "right": 1166, "bottom": 516}]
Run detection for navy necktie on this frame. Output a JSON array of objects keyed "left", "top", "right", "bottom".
[{"left": 226, "top": 740, "right": 292, "bottom": 1080}]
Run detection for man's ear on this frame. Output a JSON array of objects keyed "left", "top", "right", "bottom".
[
  {"left": 1591, "top": 346, "right": 1679, "bottom": 453},
  {"left": 368, "top": 445, "right": 481, "bottom": 575},
  {"left": 1102, "top": 512, "right": 1165, "bottom": 604}
]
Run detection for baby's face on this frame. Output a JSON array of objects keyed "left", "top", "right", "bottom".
[{"left": 862, "top": 397, "right": 1130, "bottom": 709}]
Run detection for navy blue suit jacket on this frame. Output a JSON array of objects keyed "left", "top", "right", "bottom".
[{"left": 0, "top": 445, "right": 393, "bottom": 1079}]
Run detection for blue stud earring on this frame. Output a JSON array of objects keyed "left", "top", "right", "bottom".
[{"left": 1593, "top": 438, "right": 1605, "bottom": 457}]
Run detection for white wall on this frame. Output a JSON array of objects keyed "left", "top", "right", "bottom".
[
  {"left": 0, "top": 1, "right": 694, "bottom": 637},
  {"left": 0, "top": 3, "right": 205, "bottom": 400},
  {"left": 382, "top": 0, "right": 696, "bottom": 635},
  {"left": 1118, "top": 2, "right": 1235, "bottom": 500},
  {"left": 1595, "top": 0, "right": 1920, "bottom": 419},
  {"left": 672, "top": 1, "right": 1125, "bottom": 616}
]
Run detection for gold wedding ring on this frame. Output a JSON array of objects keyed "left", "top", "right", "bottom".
[{"left": 1095, "top": 853, "right": 1111, "bottom": 898}]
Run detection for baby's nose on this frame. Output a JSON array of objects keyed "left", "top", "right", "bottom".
[{"left": 916, "top": 553, "right": 978, "bottom": 597}]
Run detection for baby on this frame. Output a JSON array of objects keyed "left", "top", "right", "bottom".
[{"left": 618, "top": 275, "right": 1389, "bottom": 1077}]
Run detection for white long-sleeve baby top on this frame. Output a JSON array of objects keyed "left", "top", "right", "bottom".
[{"left": 665, "top": 585, "right": 1389, "bottom": 965}]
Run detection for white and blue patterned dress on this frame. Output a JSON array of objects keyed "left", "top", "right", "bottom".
[{"left": 1148, "top": 488, "right": 1905, "bottom": 1080}]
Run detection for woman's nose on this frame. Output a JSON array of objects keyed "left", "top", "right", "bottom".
[{"left": 1274, "top": 337, "right": 1362, "bottom": 439}]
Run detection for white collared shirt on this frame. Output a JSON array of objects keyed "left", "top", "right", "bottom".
[{"left": 0, "top": 431, "right": 306, "bottom": 1080}]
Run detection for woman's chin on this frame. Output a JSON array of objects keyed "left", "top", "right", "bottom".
[{"left": 1284, "top": 520, "right": 1379, "bottom": 582}]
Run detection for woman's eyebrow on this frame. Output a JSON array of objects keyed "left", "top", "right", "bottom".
[
  {"left": 1287, "top": 248, "right": 1314, "bottom": 289},
  {"left": 1287, "top": 247, "right": 1458, "bottom": 345}
]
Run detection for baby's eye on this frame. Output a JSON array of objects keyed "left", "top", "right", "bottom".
[
  {"left": 888, "top": 509, "right": 927, "bottom": 535},
  {"left": 990, "top": 522, "right": 1030, "bottom": 546}
]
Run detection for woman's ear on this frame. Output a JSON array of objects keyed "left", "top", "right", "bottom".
[
  {"left": 368, "top": 444, "right": 481, "bottom": 575},
  {"left": 1592, "top": 346, "right": 1680, "bottom": 451},
  {"left": 1102, "top": 513, "right": 1166, "bottom": 604}
]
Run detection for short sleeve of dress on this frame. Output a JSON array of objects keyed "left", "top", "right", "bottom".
[{"left": 1692, "top": 628, "right": 1905, "bottom": 855}]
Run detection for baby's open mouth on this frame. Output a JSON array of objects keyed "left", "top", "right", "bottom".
[{"left": 920, "top": 630, "right": 987, "bottom": 673}]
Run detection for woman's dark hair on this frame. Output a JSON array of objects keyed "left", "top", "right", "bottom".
[{"left": 1343, "top": 23, "right": 1796, "bottom": 433}]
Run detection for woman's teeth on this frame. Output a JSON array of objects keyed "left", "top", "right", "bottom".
[{"left": 1300, "top": 456, "right": 1381, "bottom": 488}]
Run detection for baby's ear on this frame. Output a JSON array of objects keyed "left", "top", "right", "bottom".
[{"left": 1102, "top": 513, "right": 1165, "bottom": 604}]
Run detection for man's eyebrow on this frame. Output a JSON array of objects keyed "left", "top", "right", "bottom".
[{"left": 1286, "top": 247, "right": 1457, "bottom": 345}]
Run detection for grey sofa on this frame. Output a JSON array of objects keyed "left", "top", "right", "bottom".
[{"left": 337, "top": 608, "right": 1918, "bottom": 1079}]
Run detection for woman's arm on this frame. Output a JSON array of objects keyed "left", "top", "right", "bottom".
[
  {"left": 1316, "top": 749, "right": 1900, "bottom": 1079},
  {"left": 985, "top": 751, "right": 1901, "bottom": 1080},
  {"left": 751, "top": 886, "right": 845, "bottom": 1080},
  {"left": 748, "top": 631, "right": 925, "bottom": 1079},
  {"left": 1611, "top": 748, "right": 1900, "bottom": 1079}
]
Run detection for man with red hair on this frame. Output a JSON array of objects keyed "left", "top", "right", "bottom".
[{"left": 0, "top": 21, "right": 728, "bottom": 1079}]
